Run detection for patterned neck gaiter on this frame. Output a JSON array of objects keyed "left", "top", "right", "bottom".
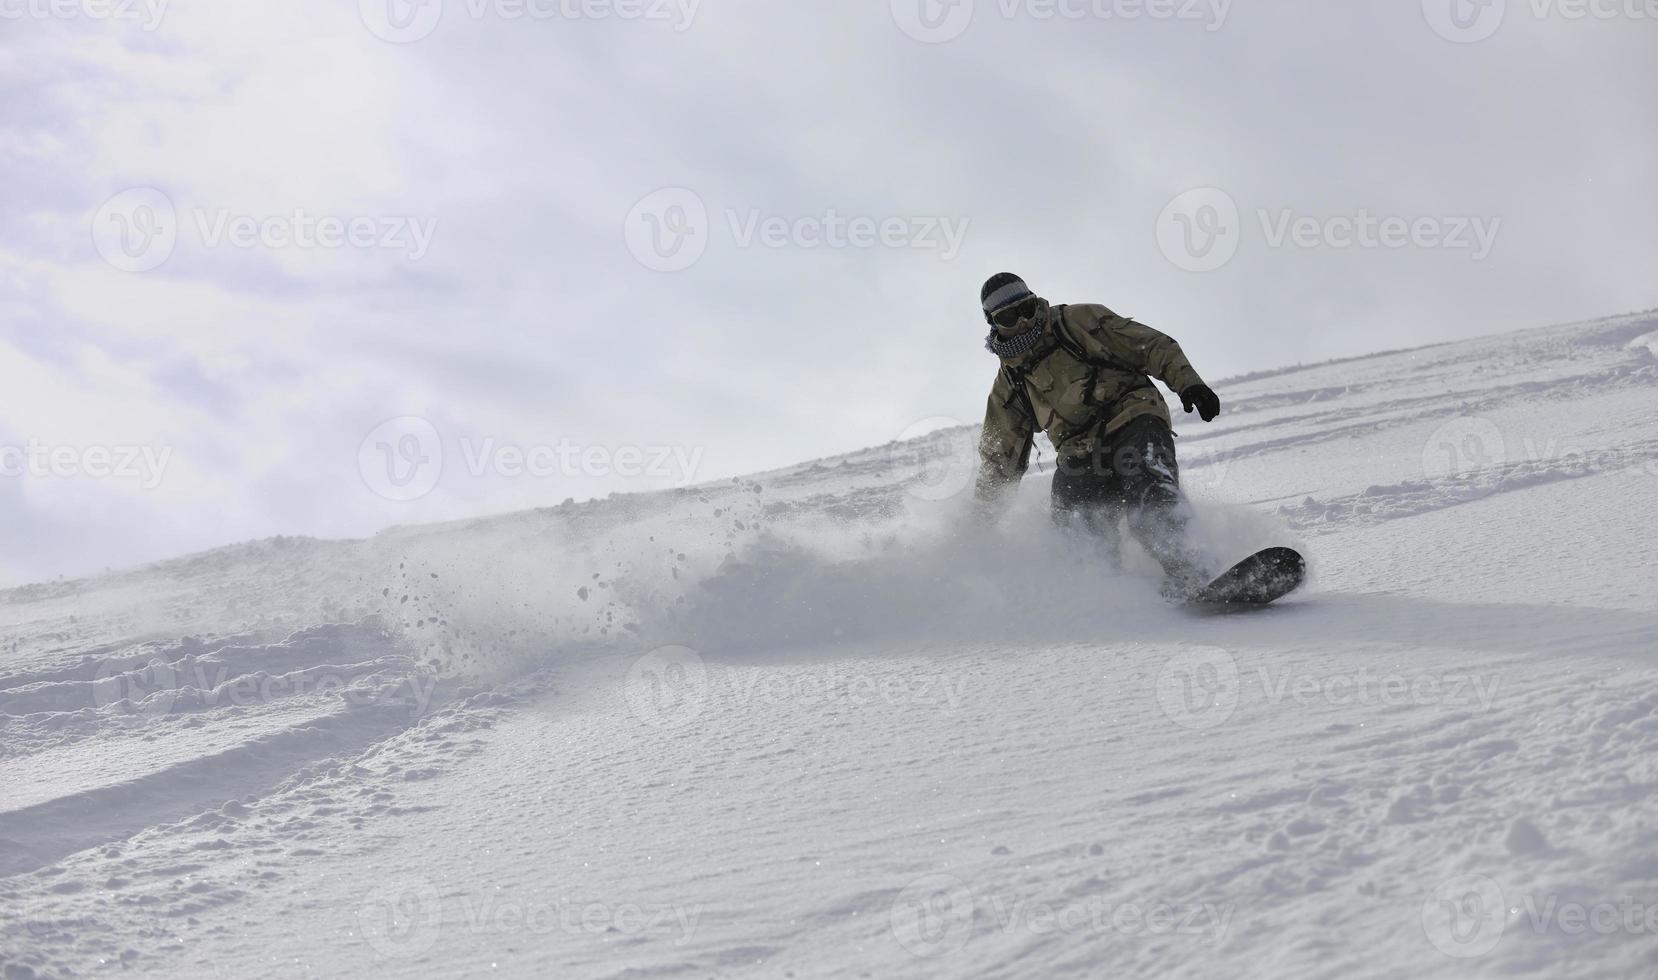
[
  {"left": 985, "top": 307, "right": 1050, "bottom": 359},
  {"left": 984, "top": 326, "right": 1047, "bottom": 358}
]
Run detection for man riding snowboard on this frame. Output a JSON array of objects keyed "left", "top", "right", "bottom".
[{"left": 973, "top": 272, "right": 1222, "bottom": 595}]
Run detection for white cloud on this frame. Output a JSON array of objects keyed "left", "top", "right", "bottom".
[{"left": 1, "top": 0, "right": 1655, "bottom": 585}]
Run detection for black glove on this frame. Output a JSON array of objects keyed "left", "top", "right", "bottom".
[{"left": 1181, "top": 384, "right": 1221, "bottom": 422}]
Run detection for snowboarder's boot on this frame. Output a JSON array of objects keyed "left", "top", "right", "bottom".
[{"left": 1131, "top": 500, "right": 1209, "bottom": 598}]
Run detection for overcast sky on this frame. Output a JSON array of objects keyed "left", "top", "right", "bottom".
[{"left": 1, "top": 0, "right": 1654, "bottom": 585}]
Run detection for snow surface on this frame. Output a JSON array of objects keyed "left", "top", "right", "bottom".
[{"left": 3, "top": 311, "right": 1658, "bottom": 979}]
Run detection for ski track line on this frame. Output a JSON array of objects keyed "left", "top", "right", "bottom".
[
  {"left": 1178, "top": 362, "right": 1658, "bottom": 464},
  {"left": 0, "top": 623, "right": 449, "bottom": 878},
  {"left": 0, "top": 675, "right": 539, "bottom": 978},
  {"left": 1278, "top": 438, "right": 1658, "bottom": 532}
]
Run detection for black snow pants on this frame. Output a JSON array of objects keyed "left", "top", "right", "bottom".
[{"left": 1050, "top": 415, "right": 1204, "bottom": 587}]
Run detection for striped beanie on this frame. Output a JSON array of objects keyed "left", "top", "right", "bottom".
[{"left": 981, "top": 273, "right": 1034, "bottom": 318}]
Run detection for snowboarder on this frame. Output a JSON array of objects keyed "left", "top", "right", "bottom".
[{"left": 973, "top": 272, "right": 1222, "bottom": 594}]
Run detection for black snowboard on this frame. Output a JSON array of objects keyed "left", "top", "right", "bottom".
[{"left": 1185, "top": 547, "right": 1306, "bottom": 607}]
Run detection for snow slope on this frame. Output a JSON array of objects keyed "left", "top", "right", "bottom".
[{"left": 3, "top": 311, "right": 1658, "bottom": 979}]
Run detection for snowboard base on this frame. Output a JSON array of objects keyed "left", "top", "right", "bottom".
[{"left": 1184, "top": 547, "right": 1306, "bottom": 608}]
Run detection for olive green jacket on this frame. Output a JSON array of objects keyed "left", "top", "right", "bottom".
[{"left": 975, "top": 303, "right": 1206, "bottom": 504}]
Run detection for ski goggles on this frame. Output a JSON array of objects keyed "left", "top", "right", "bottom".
[{"left": 987, "top": 295, "right": 1042, "bottom": 330}]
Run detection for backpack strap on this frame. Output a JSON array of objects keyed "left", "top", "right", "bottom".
[{"left": 1000, "top": 363, "right": 1038, "bottom": 424}]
